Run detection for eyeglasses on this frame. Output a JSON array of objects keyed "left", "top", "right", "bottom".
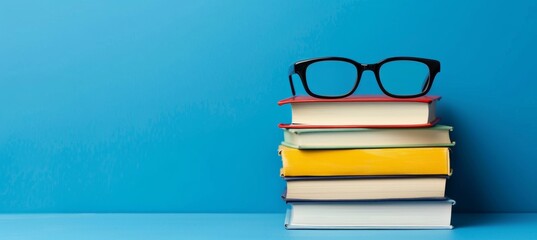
[{"left": 288, "top": 56, "right": 441, "bottom": 99}]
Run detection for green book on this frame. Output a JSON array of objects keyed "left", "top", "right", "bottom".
[{"left": 281, "top": 125, "right": 455, "bottom": 149}]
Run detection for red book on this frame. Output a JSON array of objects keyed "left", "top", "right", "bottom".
[{"left": 278, "top": 95, "right": 441, "bottom": 129}]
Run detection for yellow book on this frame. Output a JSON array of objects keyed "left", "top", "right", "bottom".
[{"left": 279, "top": 145, "right": 451, "bottom": 176}]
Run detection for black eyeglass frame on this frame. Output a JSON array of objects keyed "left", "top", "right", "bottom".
[{"left": 288, "top": 56, "right": 441, "bottom": 99}]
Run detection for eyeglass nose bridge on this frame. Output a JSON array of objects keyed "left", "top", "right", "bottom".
[{"left": 361, "top": 64, "right": 375, "bottom": 71}]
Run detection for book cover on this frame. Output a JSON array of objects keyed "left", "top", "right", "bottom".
[
  {"left": 278, "top": 95, "right": 441, "bottom": 128},
  {"left": 281, "top": 125, "right": 455, "bottom": 149},
  {"left": 279, "top": 145, "right": 451, "bottom": 177},
  {"left": 284, "top": 199, "right": 455, "bottom": 230},
  {"left": 282, "top": 176, "right": 447, "bottom": 201},
  {"left": 278, "top": 95, "right": 441, "bottom": 105}
]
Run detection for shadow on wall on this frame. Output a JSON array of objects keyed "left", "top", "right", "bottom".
[{"left": 441, "top": 103, "right": 487, "bottom": 213}]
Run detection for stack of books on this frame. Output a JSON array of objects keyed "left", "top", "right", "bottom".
[{"left": 277, "top": 95, "right": 455, "bottom": 229}]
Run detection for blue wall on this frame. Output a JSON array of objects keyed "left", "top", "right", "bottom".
[{"left": 1, "top": 0, "right": 536, "bottom": 213}]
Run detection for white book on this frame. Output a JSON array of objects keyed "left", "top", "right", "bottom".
[
  {"left": 285, "top": 200, "right": 455, "bottom": 230},
  {"left": 278, "top": 95, "right": 440, "bottom": 128},
  {"left": 284, "top": 177, "right": 447, "bottom": 201}
]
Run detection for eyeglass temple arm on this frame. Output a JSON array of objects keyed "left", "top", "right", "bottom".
[
  {"left": 288, "top": 65, "right": 296, "bottom": 96},
  {"left": 421, "top": 74, "right": 430, "bottom": 92}
]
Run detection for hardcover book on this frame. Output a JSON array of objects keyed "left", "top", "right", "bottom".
[
  {"left": 279, "top": 145, "right": 451, "bottom": 177},
  {"left": 284, "top": 176, "right": 447, "bottom": 201},
  {"left": 285, "top": 199, "right": 455, "bottom": 230},
  {"left": 278, "top": 95, "right": 440, "bottom": 128},
  {"left": 281, "top": 125, "right": 454, "bottom": 149}
]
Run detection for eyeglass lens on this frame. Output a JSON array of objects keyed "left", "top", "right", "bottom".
[
  {"left": 305, "top": 60, "right": 357, "bottom": 97},
  {"left": 379, "top": 60, "right": 430, "bottom": 97}
]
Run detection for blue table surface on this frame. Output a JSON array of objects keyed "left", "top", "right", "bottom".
[{"left": 0, "top": 213, "right": 536, "bottom": 240}]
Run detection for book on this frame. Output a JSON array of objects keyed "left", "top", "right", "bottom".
[
  {"left": 284, "top": 199, "right": 455, "bottom": 229},
  {"left": 284, "top": 176, "right": 446, "bottom": 201},
  {"left": 279, "top": 145, "right": 451, "bottom": 177},
  {"left": 278, "top": 95, "right": 440, "bottom": 128},
  {"left": 282, "top": 125, "right": 454, "bottom": 149}
]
